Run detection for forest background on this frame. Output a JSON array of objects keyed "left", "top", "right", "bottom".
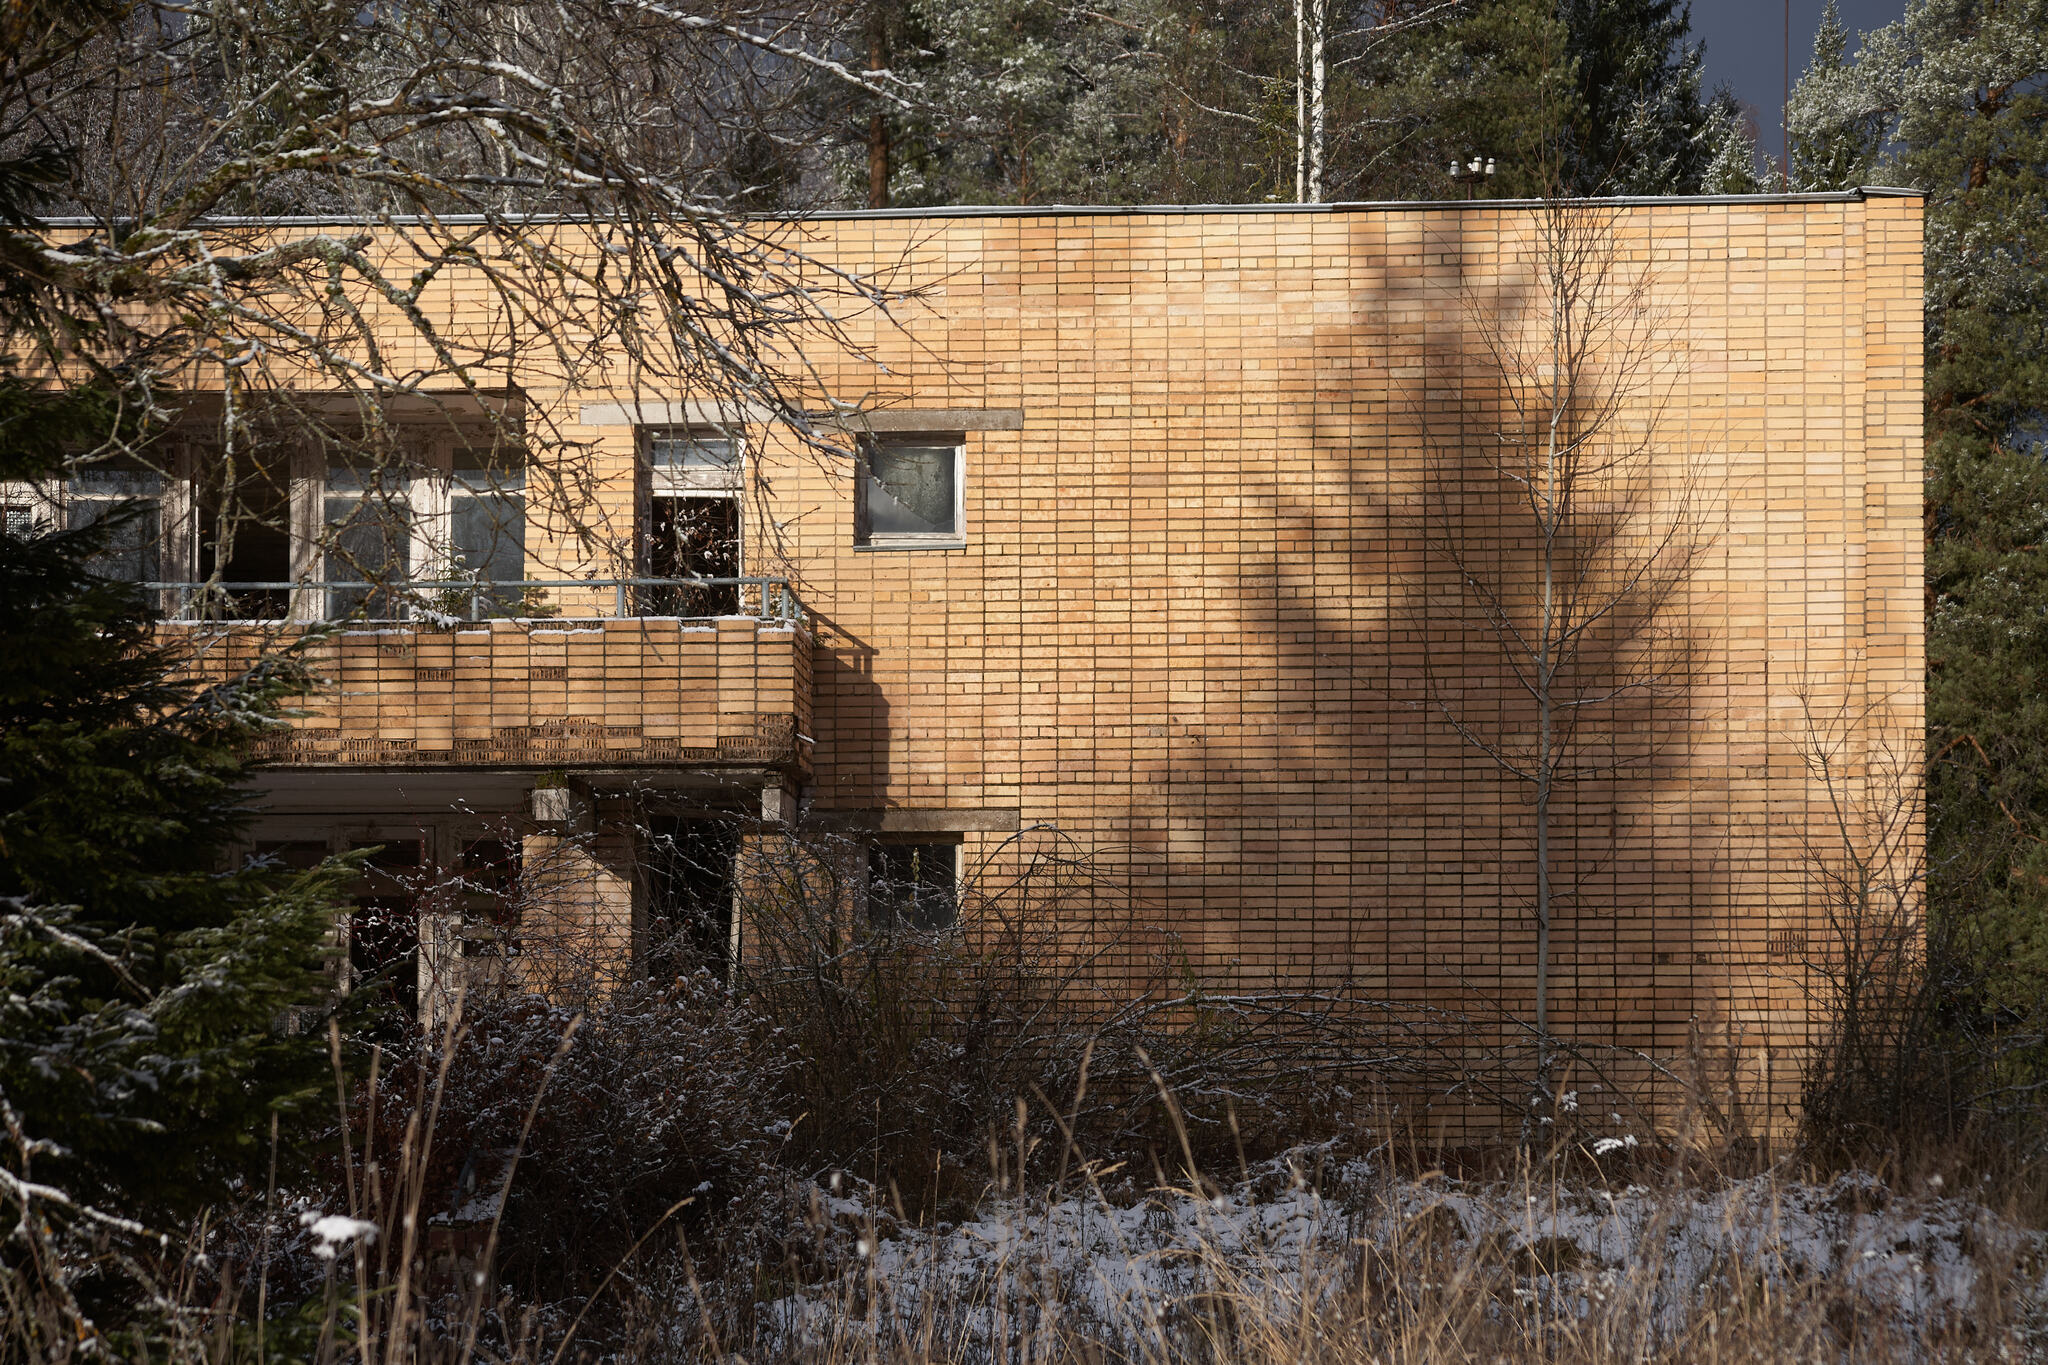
[{"left": 2, "top": 0, "right": 2046, "bottom": 1357}]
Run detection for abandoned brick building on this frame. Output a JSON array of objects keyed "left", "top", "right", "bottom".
[{"left": 5, "top": 191, "right": 1924, "bottom": 1118}]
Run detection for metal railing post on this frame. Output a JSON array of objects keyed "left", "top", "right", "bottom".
[{"left": 615, "top": 579, "right": 628, "bottom": 617}]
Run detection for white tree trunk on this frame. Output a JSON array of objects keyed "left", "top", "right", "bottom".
[{"left": 1308, "top": 0, "right": 1326, "bottom": 202}]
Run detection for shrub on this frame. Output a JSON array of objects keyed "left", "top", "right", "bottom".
[{"left": 366, "top": 971, "right": 797, "bottom": 1301}]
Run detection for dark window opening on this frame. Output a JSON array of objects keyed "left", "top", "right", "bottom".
[
  {"left": 348, "top": 838, "right": 425, "bottom": 1023},
  {"left": 198, "top": 454, "right": 293, "bottom": 618},
  {"left": 646, "top": 818, "right": 738, "bottom": 981},
  {"left": 643, "top": 496, "right": 739, "bottom": 616},
  {"left": 868, "top": 842, "right": 957, "bottom": 931},
  {"left": 457, "top": 838, "right": 522, "bottom": 957}
]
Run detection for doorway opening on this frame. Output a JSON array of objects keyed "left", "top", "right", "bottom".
[
  {"left": 644, "top": 495, "right": 739, "bottom": 616},
  {"left": 348, "top": 838, "right": 425, "bottom": 1024},
  {"left": 645, "top": 817, "right": 738, "bottom": 981}
]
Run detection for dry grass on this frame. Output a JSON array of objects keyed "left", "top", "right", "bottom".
[{"left": 741, "top": 1154, "right": 2047, "bottom": 1365}]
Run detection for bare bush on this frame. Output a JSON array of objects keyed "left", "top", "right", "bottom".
[{"left": 1795, "top": 693, "right": 2048, "bottom": 1177}]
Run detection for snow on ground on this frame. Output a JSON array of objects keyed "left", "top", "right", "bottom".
[{"left": 764, "top": 1156, "right": 2048, "bottom": 1356}]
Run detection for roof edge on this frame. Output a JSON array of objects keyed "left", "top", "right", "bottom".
[{"left": 30, "top": 187, "right": 1924, "bottom": 231}]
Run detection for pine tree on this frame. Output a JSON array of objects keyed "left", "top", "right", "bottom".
[{"left": 1788, "top": 0, "right": 2048, "bottom": 1010}]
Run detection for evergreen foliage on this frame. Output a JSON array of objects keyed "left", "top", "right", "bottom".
[
  {"left": 1349, "top": 0, "right": 1759, "bottom": 197},
  {"left": 0, "top": 514, "right": 351, "bottom": 1216},
  {"left": 0, "top": 0, "right": 353, "bottom": 1221},
  {"left": 1789, "top": 0, "right": 2048, "bottom": 1012},
  {"left": 847, "top": 0, "right": 1170, "bottom": 206},
  {"left": 835, "top": 0, "right": 1760, "bottom": 205}
]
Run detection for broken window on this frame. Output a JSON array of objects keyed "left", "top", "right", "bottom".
[
  {"left": 197, "top": 447, "right": 294, "bottom": 619},
  {"left": 641, "top": 429, "right": 740, "bottom": 615},
  {"left": 867, "top": 841, "right": 958, "bottom": 931},
  {"left": 856, "top": 436, "right": 962, "bottom": 547}
]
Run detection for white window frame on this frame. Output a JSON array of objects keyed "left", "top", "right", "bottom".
[
  {"left": 313, "top": 431, "right": 525, "bottom": 620},
  {"left": 854, "top": 433, "right": 966, "bottom": 551}
]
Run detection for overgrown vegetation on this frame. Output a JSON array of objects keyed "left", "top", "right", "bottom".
[
  {"left": 3, "top": 799, "right": 2040, "bottom": 1361},
  {"left": 1786, "top": 0, "right": 2048, "bottom": 1150},
  {"left": 3, "top": 0, "right": 2046, "bottom": 1359}
]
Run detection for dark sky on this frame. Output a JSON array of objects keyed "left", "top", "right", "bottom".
[{"left": 1687, "top": 0, "right": 1907, "bottom": 168}]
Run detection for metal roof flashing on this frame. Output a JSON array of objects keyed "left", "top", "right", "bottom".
[{"left": 31, "top": 187, "right": 1924, "bottom": 232}]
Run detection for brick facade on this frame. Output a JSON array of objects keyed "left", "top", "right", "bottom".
[{"left": 158, "top": 193, "right": 1923, "bottom": 1120}]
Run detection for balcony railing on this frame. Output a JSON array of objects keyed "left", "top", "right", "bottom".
[{"left": 139, "top": 576, "right": 806, "bottom": 625}]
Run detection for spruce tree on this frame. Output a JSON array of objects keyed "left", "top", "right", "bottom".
[
  {"left": 1789, "top": 0, "right": 2048, "bottom": 1010},
  {"left": 0, "top": 506, "right": 350, "bottom": 1216},
  {"left": 842, "top": 0, "right": 1171, "bottom": 206},
  {"left": 1339, "top": 0, "right": 1760, "bottom": 199},
  {"left": 0, "top": 0, "right": 353, "bottom": 1222}
]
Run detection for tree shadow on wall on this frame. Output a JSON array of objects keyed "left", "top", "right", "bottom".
[{"left": 1245, "top": 203, "right": 1733, "bottom": 1124}]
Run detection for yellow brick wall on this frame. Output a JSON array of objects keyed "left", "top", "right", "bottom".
[
  {"left": 157, "top": 196, "right": 1923, "bottom": 1117},
  {"left": 636, "top": 197, "right": 1918, "bottom": 1114}
]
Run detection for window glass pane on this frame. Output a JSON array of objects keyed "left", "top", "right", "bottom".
[
  {"left": 66, "top": 469, "right": 161, "bottom": 583},
  {"left": 649, "top": 433, "right": 740, "bottom": 469},
  {"left": 863, "top": 444, "right": 956, "bottom": 537},
  {"left": 325, "top": 468, "right": 410, "bottom": 618},
  {"left": 867, "top": 843, "right": 957, "bottom": 931},
  {"left": 451, "top": 466, "right": 525, "bottom": 615}
]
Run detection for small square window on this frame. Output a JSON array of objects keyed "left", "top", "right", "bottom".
[
  {"left": 856, "top": 437, "right": 963, "bottom": 547},
  {"left": 867, "top": 842, "right": 958, "bottom": 931},
  {"left": 2, "top": 486, "right": 44, "bottom": 540}
]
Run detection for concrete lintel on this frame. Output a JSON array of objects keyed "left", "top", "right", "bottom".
[
  {"left": 808, "top": 808, "right": 1021, "bottom": 834},
  {"left": 837, "top": 408, "right": 1024, "bottom": 433},
  {"left": 252, "top": 766, "right": 792, "bottom": 815},
  {"left": 577, "top": 400, "right": 769, "bottom": 428}
]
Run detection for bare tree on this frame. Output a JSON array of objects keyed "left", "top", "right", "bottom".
[
  {"left": 1414, "top": 194, "right": 1706, "bottom": 1116},
  {"left": 1, "top": 0, "right": 915, "bottom": 605}
]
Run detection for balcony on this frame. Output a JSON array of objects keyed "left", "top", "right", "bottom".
[{"left": 161, "top": 578, "right": 812, "bottom": 777}]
